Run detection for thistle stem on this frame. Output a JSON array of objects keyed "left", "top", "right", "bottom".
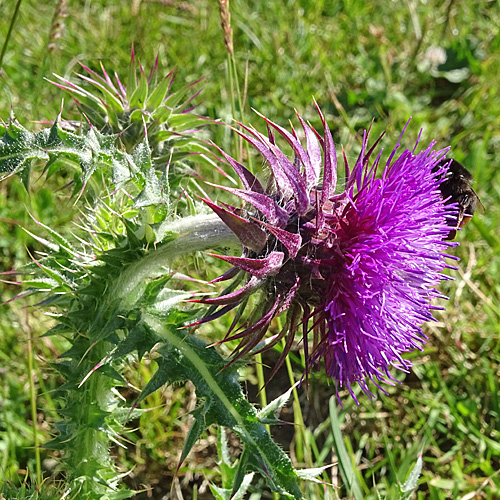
[
  {"left": 59, "top": 213, "right": 238, "bottom": 497},
  {"left": 114, "top": 214, "right": 239, "bottom": 304},
  {"left": 66, "top": 340, "right": 115, "bottom": 497}
]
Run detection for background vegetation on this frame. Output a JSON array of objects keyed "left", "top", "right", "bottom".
[{"left": 1, "top": 0, "right": 499, "bottom": 498}]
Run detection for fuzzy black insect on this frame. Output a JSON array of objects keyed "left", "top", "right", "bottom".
[{"left": 436, "top": 159, "right": 483, "bottom": 240}]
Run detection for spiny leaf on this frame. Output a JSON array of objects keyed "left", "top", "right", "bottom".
[
  {"left": 0, "top": 120, "right": 50, "bottom": 189},
  {"left": 296, "top": 464, "right": 333, "bottom": 483},
  {"left": 398, "top": 455, "right": 423, "bottom": 500},
  {"left": 209, "top": 472, "right": 255, "bottom": 500},
  {"left": 139, "top": 316, "right": 304, "bottom": 500},
  {"left": 25, "top": 215, "right": 77, "bottom": 255},
  {"left": 257, "top": 383, "right": 295, "bottom": 424},
  {"left": 179, "top": 398, "right": 212, "bottom": 465},
  {"left": 111, "top": 322, "right": 158, "bottom": 361},
  {"left": 105, "top": 489, "right": 137, "bottom": 500},
  {"left": 164, "top": 79, "right": 202, "bottom": 111},
  {"left": 146, "top": 71, "right": 174, "bottom": 109},
  {"left": 134, "top": 168, "right": 164, "bottom": 208},
  {"left": 0, "top": 116, "right": 135, "bottom": 192}
]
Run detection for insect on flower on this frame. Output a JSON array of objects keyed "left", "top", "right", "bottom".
[
  {"left": 434, "top": 158, "right": 483, "bottom": 240},
  {"left": 194, "top": 104, "right": 460, "bottom": 402}
]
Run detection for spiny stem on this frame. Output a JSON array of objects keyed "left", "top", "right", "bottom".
[
  {"left": 59, "top": 214, "right": 237, "bottom": 496},
  {"left": 66, "top": 340, "right": 115, "bottom": 496}
]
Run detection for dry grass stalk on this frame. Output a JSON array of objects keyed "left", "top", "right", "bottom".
[
  {"left": 218, "top": 0, "right": 233, "bottom": 56},
  {"left": 145, "top": 0, "right": 198, "bottom": 15},
  {"left": 48, "top": 0, "right": 69, "bottom": 53}
]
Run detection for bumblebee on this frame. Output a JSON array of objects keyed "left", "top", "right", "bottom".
[{"left": 436, "top": 158, "right": 483, "bottom": 240}]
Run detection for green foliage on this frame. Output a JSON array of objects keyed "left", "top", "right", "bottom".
[
  {"left": 329, "top": 398, "right": 364, "bottom": 500},
  {"left": 0, "top": 114, "right": 130, "bottom": 193},
  {"left": 398, "top": 455, "right": 423, "bottom": 500},
  {"left": 141, "top": 316, "right": 302, "bottom": 499},
  {"left": 1, "top": 1, "right": 500, "bottom": 499},
  {"left": 0, "top": 113, "right": 213, "bottom": 243},
  {"left": 12, "top": 201, "right": 302, "bottom": 497},
  {"left": 209, "top": 429, "right": 255, "bottom": 500},
  {"left": 0, "top": 478, "right": 62, "bottom": 500}
]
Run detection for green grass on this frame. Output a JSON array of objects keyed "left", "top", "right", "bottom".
[{"left": 1, "top": 0, "right": 500, "bottom": 498}]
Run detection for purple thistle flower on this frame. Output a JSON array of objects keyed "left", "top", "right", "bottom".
[{"left": 197, "top": 104, "right": 458, "bottom": 401}]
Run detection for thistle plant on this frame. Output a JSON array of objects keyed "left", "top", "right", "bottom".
[{"left": 0, "top": 57, "right": 457, "bottom": 498}]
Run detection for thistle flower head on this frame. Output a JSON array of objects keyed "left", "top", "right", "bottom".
[{"left": 200, "top": 104, "right": 458, "bottom": 401}]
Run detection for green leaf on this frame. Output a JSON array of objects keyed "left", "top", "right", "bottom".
[
  {"left": 179, "top": 398, "right": 212, "bottom": 465},
  {"left": 134, "top": 168, "right": 164, "bottom": 208},
  {"left": 139, "top": 316, "right": 304, "bottom": 499},
  {"left": 74, "top": 72, "right": 125, "bottom": 114},
  {"left": 130, "top": 109, "right": 147, "bottom": 125},
  {"left": 166, "top": 113, "right": 213, "bottom": 130},
  {"left": 296, "top": 464, "right": 333, "bottom": 483},
  {"left": 105, "top": 489, "right": 137, "bottom": 500},
  {"left": 131, "top": 139, "right": 152, "bottom": 173},
  {"left": 151, "top": 106, "right": 172, "bottom": 123},
  {"left": 398, "top": 455, "right": 423, "bottom": 500},
  {"left": 49, "top": 75, "right": 109, "bottom": 115},
  {"left": 0, "top": 116, "right": 133, "bottom": 193},
  {"left": 24, "top": 216, "right": 76, "bottom": 256},
  {"left": 163, "top": 83, "right": 200, "bottom": 110},
  {"left": 230, "top": 447, "right": 251, "bottom": 498},
  {"left": 329, "top": 397, "right": 364, "bottom": 500},
  {"left": 127, "top": 50, "right": 137, "bottom": 102},
  {"left": 0, "top": 120, "right": 49, "bottom": 189},
  {"left": 111, "top": 322, "right": 157, "bottom": 361},
  {"left": 209, "top": 469, "right": 255, "bottom": 500},
  {"left": 257, "top": 383, "right": 295, "bottom": 424},
  {"left": 140, "top": 275, "right": 172, "bottom": 305}
]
